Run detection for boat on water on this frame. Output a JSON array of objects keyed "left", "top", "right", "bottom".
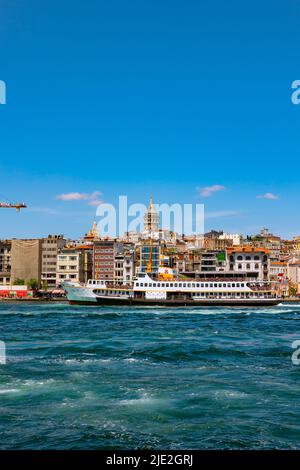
[{"left": 62, "top": 272, "right": 281, "bottom": 307}]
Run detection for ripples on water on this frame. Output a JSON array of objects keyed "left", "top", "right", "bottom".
[{"left": 0, "top": 302, "right": 300, "bottom": 449}]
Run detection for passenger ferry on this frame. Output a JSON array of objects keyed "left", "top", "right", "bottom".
[{"left": 62, "top": 272, "right": 280, "bottom": 307}]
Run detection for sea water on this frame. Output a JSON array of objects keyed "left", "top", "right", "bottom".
[{"left": 0, "top": 302, "right": 300, "bottom": 449}]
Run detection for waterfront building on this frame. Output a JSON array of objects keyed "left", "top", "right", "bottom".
[
  {"left": 139, "top": 242, "right": 160, "bottom": 274},
  {"left": 226, "top": 245, "right": 270, "bottom": 281},
  {"left": 41, "top": 235, "right": 66, "bottom": 289},
  {"left": 10, "top": 239, "right": 43, "bottom": 286},
  {"left": 114, "top": 247, "right": 135, "bottom": 285},
  {"left": 287, "top": 261, "right": 300, "bottom": 294},
  {"left": 201, "top": 251, "right": 226, "bottom": 272},
  {"left": 270, "top": 260, "right": 289, "bottom": 297},
  {"left": 0, "top": 240, "right": 11, "bottom": 285},
  {"left": 56, "top": 246, "right": 92, "bottom": 285},
  {"left": 93, "top": 240, "right": 116, "bottom": 280}
]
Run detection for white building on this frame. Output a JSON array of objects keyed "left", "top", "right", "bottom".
[
  {"left": 218, "top": 233, "right": 241, "bottom": 246},
  {"left": 287, "top": 262, "right": 300, "bottom": 294},
  {"left": 114, "top": 249, "right": 135, "bottom": 285},
  {"left": 56, "top": 248, "right": 92, "bottom": 285},
  {"left": 226, "top": 246, "right": 270, "bottom": 281}
]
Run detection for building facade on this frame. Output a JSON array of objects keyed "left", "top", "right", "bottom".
[
  {"left": 41, "top": 235, "right": 66, "bottom": 289},
  {"left": 226, "top": 246, "right": 270, "bottom": 281},
  {"left": 56, "top": 247, "right": 92, "bottom": 284},
  {"left": 10, "top": 239, "right": 43, "bottom": 286},
  {"left": 0, "top": 240, "right": 11, "bottom": 285}
]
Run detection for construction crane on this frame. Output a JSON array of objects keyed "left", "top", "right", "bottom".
[{"left": 0, "top": 202, "right": 27, "bottom": 212}]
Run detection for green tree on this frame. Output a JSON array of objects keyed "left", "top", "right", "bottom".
[
  {"left": 42, "top": 280, "right": 48, "bottom": 292},
  {"left": 289, "top": 286, "right": 297, "bottom": 297},
  {"left": 14, "top": 278, "right": 25, "bottom": 285},
  {"left": 27, "top": 278, "right": 38, "bottom": 290}
]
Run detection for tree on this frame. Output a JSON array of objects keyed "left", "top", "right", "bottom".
[
  {"left": 14, "top": 278, "right": 25, "bottom": 285},
  {"left": 27, "top": 278, "right": 38, "bottom": 290},
  {"left": 289, "top": 286, "right": 298, "bottom": 297},
  {"left": 42, "top": 280, "right": 48, "bottom": 292}
]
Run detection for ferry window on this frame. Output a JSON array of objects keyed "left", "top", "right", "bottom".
[
  {"left": 162, "top": 283, "right": 165, "bottom": 287},
  {"left": 174, "top": 283, "right": 178, "bottom": 288},
  {"left": 241, "top": 283, "right": 244, "bottom": 287},
  {"left": 236, "top": 283, "right": 240, "bottom": 287},
  {"left": 228, "top": 283, "right": 231, "bottom": 288},
  {"left": 214, "top": 283, "right": 217, "bottom": 288},
  {"left": 157, "top": 283, "right": 161, "bottom": 287},
  {"left": 144, "top": 283, "right": 148, "bottom": 287},
  {"left": 218, "top": 284, "right": 222, "bottom": 288},
  {"left": 170, "top": 283, "right": 173, "bottom": 287},
  {"left": 136, "top": 283, "right": 139, "bottom": 287},
  {"left": 183, "top": 283, "right": 186, "bottom": 287},
  {"left": 179, "top": 283, "right": 182, "bottom": 287},
  {"left": 232, "top": 283, "right": 235, "bottom": 287},
  {"left": 223, "top": 283, "right": 226, "bottom": 287},
  {"left": 149, "top": 283, "right": 152, "bottom": 287},
  {"left": 192, "top": 283, "right": 195, "bottom": 288},
  {"left": 210, "top": 283, "right": 213, "bottom": 288},
  {"left": 205, "top": 283, "right": 208, "bottom": 288}
]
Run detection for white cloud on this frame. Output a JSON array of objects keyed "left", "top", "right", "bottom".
[
  {"left": 205, "top": 210, "right": 239, "bottom": 219},
  {"left": 88, "top": 198, "right": 103, "bottom": 206},
  {"left": 56, "top": 191, "right": 102, "bottom": 203},
  {"left": 198, "top": 185, "right": 226, "bottom": 197},
  {"left": 256, "top": 192, "right": 278, "bottom": 200}
]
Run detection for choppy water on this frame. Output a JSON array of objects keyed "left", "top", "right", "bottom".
[{"left": 0, "top": 302, "right": 300, "bottom": 449}]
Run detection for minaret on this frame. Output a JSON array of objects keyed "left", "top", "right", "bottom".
[{"left": 144, "top": 195, "right": 159, "bottom": 232}]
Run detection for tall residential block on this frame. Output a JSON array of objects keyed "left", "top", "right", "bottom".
[{"left": 10, "top": 239, "right": 42, "bottom": 286}]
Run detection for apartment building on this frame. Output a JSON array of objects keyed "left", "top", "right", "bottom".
[
  {"left": 41, "top": 235, "right": 66, "bottom": 289},
  {"left": 0, "top": 240, "right": 11, "bottom": 285},
  {"left": 56, "top": 247, "right": 92, "bottom": 284},
  {"left": 226, "top": 245, "right": 270, "bottom": 281},
  {"left": 10, "top": 239, "right": 43, "bottom": 286}
]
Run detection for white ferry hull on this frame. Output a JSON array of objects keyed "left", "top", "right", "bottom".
[{"left": 63, "top": 278, "right": 280, "bottom": 307}]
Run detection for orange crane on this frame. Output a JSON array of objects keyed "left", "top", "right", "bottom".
[
  {"left": 147, "top": 242, "right": 153, "bottom": 274},
  {"left": 0, "top": 202, "right": 27, "bottom": 212}
]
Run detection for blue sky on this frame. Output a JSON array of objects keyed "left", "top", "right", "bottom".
[{"left": 1, "top": 0, "right": 300, "bottom": 239}]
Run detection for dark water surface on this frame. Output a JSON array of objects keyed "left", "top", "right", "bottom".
[{"left": 0, "top": 302, "right": 300, "bottom": 449}]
